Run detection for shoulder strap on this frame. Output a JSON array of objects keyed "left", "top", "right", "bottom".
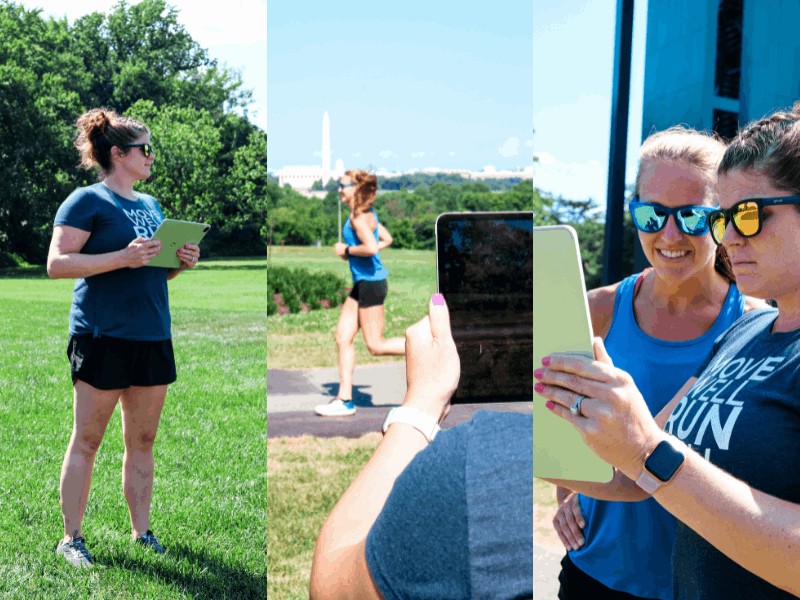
[{"left": 633, "top": 267, "right": 652, "bottom": 300}]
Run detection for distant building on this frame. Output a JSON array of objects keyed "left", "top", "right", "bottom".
[
  {"left": 641, "top": 0, "right": 800, "bottom": 140},
  {"left": 276, "top": 111, "right": 344, "bottom": 191}
]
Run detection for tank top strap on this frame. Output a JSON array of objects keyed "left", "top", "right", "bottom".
[{"left": 609, "top": 272, "right": 644, "bottom": 331}]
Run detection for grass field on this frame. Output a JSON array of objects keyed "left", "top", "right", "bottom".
[
  {"left": 267, "top": 246, "right": 436, "bottom": 369},
  {"left": 0, "top": 258, "right": 266, "bottom": 598}
]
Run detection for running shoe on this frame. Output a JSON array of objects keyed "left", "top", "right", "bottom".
[
  {"left": 135, "top": 530, "right": 166, "bottom": 554},
  {"left": 314, "top": 398, "right": 356, "bottom": 416},
  {"left": 56, "top": 533, "right": 94, "bottom": 568}
]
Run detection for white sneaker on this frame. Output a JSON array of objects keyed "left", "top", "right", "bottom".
[{"left": 314, "top": 398, "right": 356, "bottom": 417}]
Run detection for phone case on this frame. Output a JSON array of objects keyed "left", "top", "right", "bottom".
[
  {"left": 147, "top": 219, "right": 211, "bottom": 269},
  {"left": 533, "top": 225, "right": 613, "bottom": 482}
]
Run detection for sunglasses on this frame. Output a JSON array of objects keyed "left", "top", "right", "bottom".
[
  {"left": 120, "top": 143, "right": 154, "bottom": 158},
  {"left": 707, "top": 195, "right": 800, "bottom": 245},
  {"left": 629, "top": 198, "right": 715, "bottom": 236},
  {"left": 338, "top": 182, "right": 356, "bottom": 190}
]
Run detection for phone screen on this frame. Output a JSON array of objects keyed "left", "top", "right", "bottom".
[{"left": 436, "top": 212, "right": 533, "bottom": 403}]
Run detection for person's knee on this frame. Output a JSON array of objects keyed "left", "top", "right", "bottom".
[
  {"left": 335, "top": 329, "right": 355, "bottom": 348},
  {"left": 73, "top": 431, "right": 104, "bottom": 455},
  {"left": 365, "top": 339, "right": 383, "bottom": 355},
  {"left": 126, "top": 429, "right": 158, "bottom": 452}
]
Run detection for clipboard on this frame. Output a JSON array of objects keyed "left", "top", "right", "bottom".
[
  {"left": 147, "top": 219, "right": 210, "bottom": 269},
  {"left": 533, "top": 225, "right": 612, "bottom": 482}
]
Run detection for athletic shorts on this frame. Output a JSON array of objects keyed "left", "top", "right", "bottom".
[
  {"left": 67, "top": 334, "right": 177, "bottom": 390},
  {"left": 348, "top": 279, "right": 389, "bottom": 308}
]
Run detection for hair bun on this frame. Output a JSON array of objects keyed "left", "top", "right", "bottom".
[{"left": 77, "top": 108, "right": 111, "bottom": 141}]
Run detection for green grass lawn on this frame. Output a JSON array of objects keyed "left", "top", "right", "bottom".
[
  {"left": 0, "top": 258, "right": 266, "bottom": 598},
  {"left": 267, "top": 246, "right": 436, "bottom": 369},
  {"left": 266, "top": 434, "right": 380, "bottom": 599}
]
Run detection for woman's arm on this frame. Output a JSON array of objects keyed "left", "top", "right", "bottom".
[
  {"left": 345, "top": 213, "right": 380, "bottom": 257},
  {"left": 166, "top": 243, "right": 201, "bottom": 280},
  {"left": 376, "top": 223, "right": 393, "bottom": 251},
  {"left": 537, "top": 341, "right": 800, "bottom": 595},
  {"left": 47, "top": 225, "right": 161, "bottom": 279},
  {"left": 309, "top": 295, "right": 460, "bottom": 600}
]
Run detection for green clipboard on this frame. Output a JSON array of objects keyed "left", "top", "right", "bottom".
[
  {"left": 533, "top": 225, "right": 613, "bottom": 482},
  {"left": 146, "top": 219, "right": 210, "bottom": 269}
]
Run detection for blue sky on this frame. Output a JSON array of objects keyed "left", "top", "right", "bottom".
[
  {"left": 533, "top": 0, "right": 648, "bottom": 204},
  {"left": 16, "top": 0, "right": 267, "bottom": 132},
  {"left": 268, "top": 2, "right": 533, "bottom": 173}
]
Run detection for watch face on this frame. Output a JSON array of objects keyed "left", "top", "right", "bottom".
[{"left": 645, "top": 440, "right": 685, "bottom": 482}]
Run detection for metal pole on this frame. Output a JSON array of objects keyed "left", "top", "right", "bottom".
[
  {"left": 602, "top": 0, "right": 634, "bottom": 285},
  {"left": 338, "top": 197, "right": 342, "bottom": 243}
]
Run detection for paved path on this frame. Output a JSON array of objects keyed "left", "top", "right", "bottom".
[
  {"left": 267, "top": 361, "right": 531, "bottom": 438},
  {"left": 267, "top": 361, "right": 559, "bottom": 597}
]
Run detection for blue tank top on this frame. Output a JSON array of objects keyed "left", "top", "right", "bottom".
[
  {"left": 342, "top": 208, "right": 388, "bottom": 283},
  {"left": 569, "top": 272, "right": 745, "bottom": 599}
]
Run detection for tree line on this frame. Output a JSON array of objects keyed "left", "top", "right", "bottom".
[
  {"left": 0, "top": 0, "right": 267, "bottom": 266},
  {"left": 267, "top": 179, "right": 635, "bottom": 290}
]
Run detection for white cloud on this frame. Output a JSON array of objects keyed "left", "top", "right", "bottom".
[
  {"left": 448, "top": 151, "right": 456, "bottom": 157},
  {"left": 378, "top": 150, "right": 395, "bottom": 159},
  {"left": 524, "top": 138, "right": 534, "bottom": 148},
  {"left": 352, "top": 153, "right": 362, "bottom": 158},
  {"left": 533, "top": 151, "right": 606, "bottom": 201},
  {"left": 411, "top": 151, "right": 426, "bottom": 159},
  {"left": 498, "top": 136, "right": 520, "bottom": 158}
]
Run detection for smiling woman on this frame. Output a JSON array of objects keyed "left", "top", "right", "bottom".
[{"left": 539, "top": 103, "right": 800, "bottom": 599}]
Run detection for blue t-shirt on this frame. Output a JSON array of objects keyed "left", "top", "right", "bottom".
[
  {"left": 667, "top": 308, "right": 800, "bottom": 600},
  {"left": 54, "top": 182, "right": 171, "bottom": 341},
  {"left": 342, "top": 208, "right": 388, "bottom": 283},
  {"left": 570, "top": 273, "right": 745, "bottom": 599},
  {"left": 366, "top": 411, "right": 533, "bottom": 599}
]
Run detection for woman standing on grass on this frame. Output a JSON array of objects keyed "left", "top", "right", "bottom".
[
  {"left": 314, "top": 170, "right": 405, "bottom": 417},
  {"left": 551, "top": 127, "right": 766, "bottom": 599},
  {"left": 47, "top": 107, "right": 200, "bottom": 567}
]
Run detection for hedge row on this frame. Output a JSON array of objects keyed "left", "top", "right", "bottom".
[{"left": 267, "top": 266, "right": 347, "bottom": 315}]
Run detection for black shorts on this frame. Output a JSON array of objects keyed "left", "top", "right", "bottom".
[
  {"left": 67, "top": 334, "right": 177, "bottom": 391},
  {"left": 348, "top": 279, "right": 388, "bottom": 308},
  {"left": 558, "top": 554, "right": 659, "bottom": 600}
]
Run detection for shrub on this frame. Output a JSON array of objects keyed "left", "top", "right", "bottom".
[{"left": 267, "top": 265, "right": 346, "bottom": 315}]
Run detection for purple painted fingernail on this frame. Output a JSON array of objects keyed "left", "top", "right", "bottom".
[
  {"left": 542, "top": 356, "right": 551, "bottom": 366},
  {"left": 533, "top": 368, "right": 544, "bottom": 380},
  {"left": 534, "top": 382, "right": 544, "bottom": 394},
  {"left": 546, "top": 401, "right": 556, "bottom": 411},
  {"left": 432, "top": 293, "right": 445, "bottom": 306}
]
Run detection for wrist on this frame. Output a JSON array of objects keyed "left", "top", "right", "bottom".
[
  {"left": 382, "top": 406, "right": 441, "bottom": 443},
  {"left": 344, "top": 246, "right": 351, "bottom": 257},
  {"left": 401, "top": 394, "right": 448, "bottom": 423},
  {"left": 633, "top": 434, "right": 688, "bottom": 493}
]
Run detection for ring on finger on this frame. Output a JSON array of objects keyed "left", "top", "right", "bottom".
[{"left": 569, "top": 394, "right": 586, "bottom": 418}]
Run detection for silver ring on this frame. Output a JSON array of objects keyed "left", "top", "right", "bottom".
[
  {"left": 569, "top": 395, "right": 586, "bottom": 417},
  {"left": 191, "top": 255, "right": 196, "bottom": 262}
]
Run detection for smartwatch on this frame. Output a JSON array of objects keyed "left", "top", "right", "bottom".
[
  {"left": 382, "top": 406, "right": 441, "bottom": 442},
  {"left": 344, "top": 246, "right": 350, "bottom": 257},
  {"left": 635, "top": 437, "right": 687, "bottom": 494}
]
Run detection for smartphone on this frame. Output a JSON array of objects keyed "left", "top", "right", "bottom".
[{"left": 435, "top": 212, "right": 533, "bottom": 403}]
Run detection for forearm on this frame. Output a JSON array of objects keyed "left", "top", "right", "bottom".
[
  {"left": 310, "top": 425, "right": 429, "bottom": 597},
  {"left": 377, "top": 240, "right": 390, "bottom": 251},
  {"left": 545, "top": 469, "right": 649, "bottom": 502},
  {"left": 347, "top": 244, "right": 378, "bottom": 257},
  {"left": 639, "top": 449, "right": 800, "bottom": 594},
  {"left": 47, "top": 250, "right": 128, "bottom": 279},
  {"left": 167, "top": 267, "right": 184, "bottom": 280}
]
